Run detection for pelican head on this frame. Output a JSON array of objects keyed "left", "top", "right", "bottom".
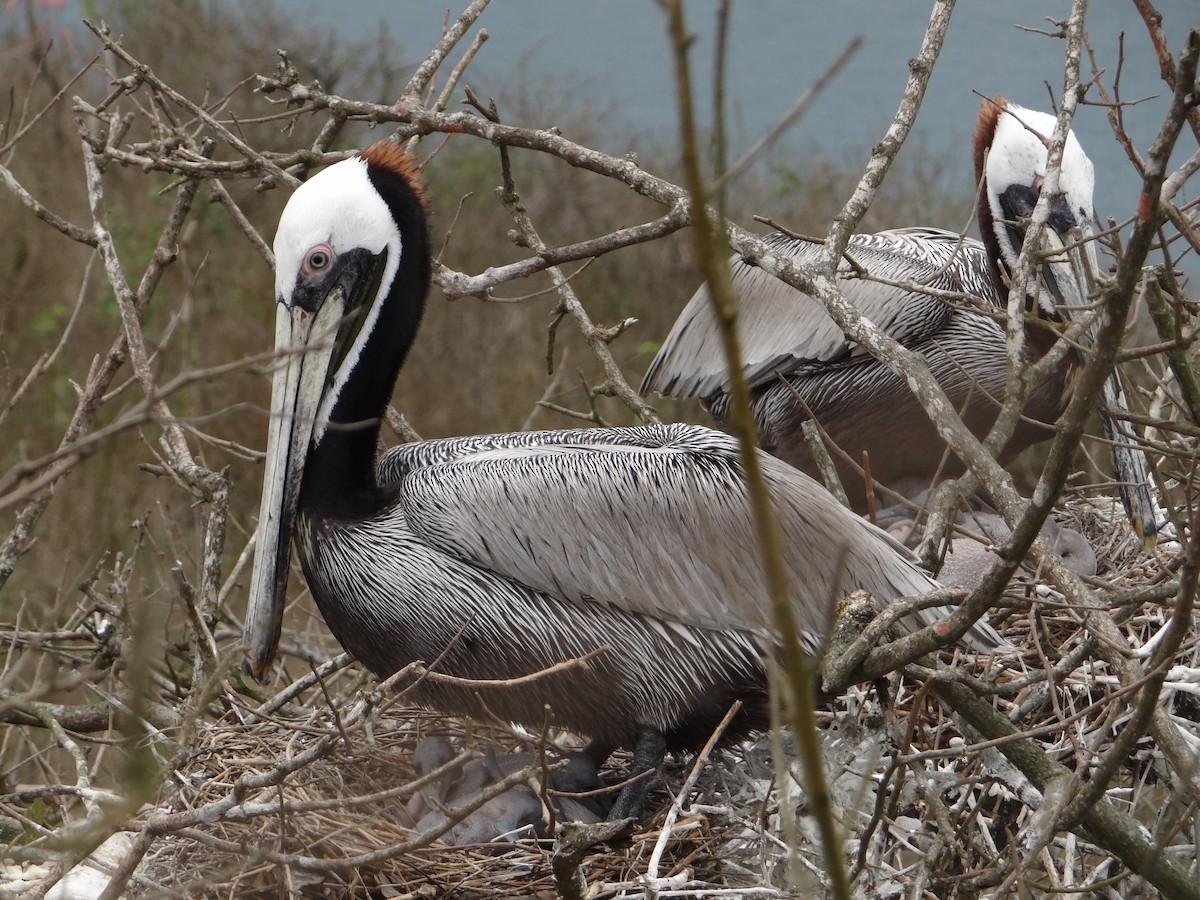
[
  {"left": 976, "top": 99, "right": 1156, "bottom": 547},
  {"left": 244, "top": 144, "right": 430, "bottom": 681},
  {"left": 976, "top": 99, "right": 1098, "bottom": 318}
]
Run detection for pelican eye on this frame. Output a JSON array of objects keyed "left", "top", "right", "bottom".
[{"left": 301, "top": 243, "right": 334, "bottom": 278}]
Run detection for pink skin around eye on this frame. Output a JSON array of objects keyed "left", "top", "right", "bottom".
[{"left": 300, "top": 242, "right": 335, "bottom": 279}]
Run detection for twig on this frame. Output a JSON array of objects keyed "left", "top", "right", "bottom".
[
  {"left": 468, "top": 90, "right": 660, "bottom": 424},
  {"left": 823, "top": 0, "right": 955, "bottom": 261},
  {"left": 0, "top": 253, "right": 93, "bottom": 429},
  {"left": 642, "top": 701, "right": 741, "bottom": 896},
  {"left": 400, "top": 0, "right": 492, "bottom": 104},
  {"left": 661, "top": 2, "right": 859, "bottom": 897},
  {"left": 82, "top": 20, "right": 299, "bottom": 188},
  {"left": 711, "top": 36, "right": 862, "bottom": 193},
  {"left": 0, "top": 157, "right": 97, "bottom": 245},
  {"left": 394, "top": 647, "right": 609, "bottom": 692},
  {"left": 437, "top": 203, "right": 689, "bottom": 301}
]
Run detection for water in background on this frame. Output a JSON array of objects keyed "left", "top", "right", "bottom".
[
  {"left": 296, "top": 0, "right": 1196, "bottom": 266},
  {"left": 19, "top": 0, "right": 1196, "bottom": 265}
]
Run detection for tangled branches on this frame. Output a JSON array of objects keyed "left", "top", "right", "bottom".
[{"left": 0, "top": 0, "right": 1197, "bottom": 896}]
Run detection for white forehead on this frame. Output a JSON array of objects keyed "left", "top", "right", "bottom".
[
  {"left": 272, "top": 157, "right": 396, "bottom": 299},
  {"left": 986, "top": 104, "right": 1095, "bottom": 218}
]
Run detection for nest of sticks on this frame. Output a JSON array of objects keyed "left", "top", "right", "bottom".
[{"left": 119, "top": 502, "right": 1197, "bottom": 899}]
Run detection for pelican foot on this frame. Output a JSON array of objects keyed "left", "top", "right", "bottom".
[{"left": 606, "top": 728, "right": 666, "bottom": 822}]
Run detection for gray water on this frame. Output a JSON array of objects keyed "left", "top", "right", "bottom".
[
  {"left": 297, "top": 0, "right": 1196, "bottom": 265},
  {"left": 22, "top": 1, "right": 1196, "bottom": 262}
]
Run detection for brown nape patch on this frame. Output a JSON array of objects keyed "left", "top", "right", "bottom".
[
  {"left": 971, "top": 95, "right": 1009, "bottom": 188},
  {"left": 972, "top": 96, "right": 1010, "bottom": 292},
  {"left": 359, "top": 139, "right": 428, "bottom": 210}
]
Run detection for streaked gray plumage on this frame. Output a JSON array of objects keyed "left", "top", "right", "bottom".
[
  {"left": 643, "top": 227, "right": 1064, "bottom": 505},
  {"left": 244, "top": 141, "right": 1002, "bottom": 820},
  {"left": 297, "top": 422, "right": 989, "bottom": 754}
]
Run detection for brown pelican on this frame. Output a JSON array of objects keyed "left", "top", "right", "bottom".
[
  {"left": 642, "top": 99, "right": 1156, "bottom": 547},
  {"left": 243, "top": 140, "right": 1002, "bottom": 820}
]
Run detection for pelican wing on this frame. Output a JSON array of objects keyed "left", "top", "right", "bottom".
[
  {"left": 393, "top": 423, "right": 939, "bottom": 645},
  {"left": 642, "top": 229, "right": 993, "bottom": 401}
]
